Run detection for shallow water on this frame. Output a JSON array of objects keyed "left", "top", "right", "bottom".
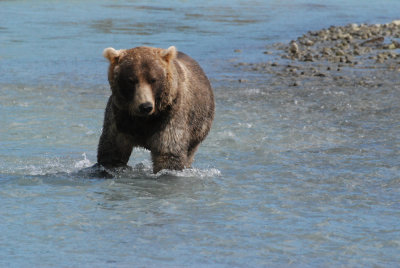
[{"left": 1, "top": 0, "right": 400, "bottom": 267}]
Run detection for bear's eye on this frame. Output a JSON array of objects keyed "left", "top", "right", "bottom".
[
  {"left": 149, "top": 78, "right": 157, "bottom": 84},
  {"left": 128, "top": 77, "right": 138, "bottom": 85}
]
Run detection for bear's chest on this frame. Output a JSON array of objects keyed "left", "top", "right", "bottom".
[{"left": 115, "top": 111, "right": 169, "bottom": 141}]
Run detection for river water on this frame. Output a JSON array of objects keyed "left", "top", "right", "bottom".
[{"left": 1, "top": 0, "right": 400, "bottom": 267}]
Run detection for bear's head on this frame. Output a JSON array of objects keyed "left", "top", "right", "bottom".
[{"left": 103, "top": 46, "right": 178, "bottom": 117}]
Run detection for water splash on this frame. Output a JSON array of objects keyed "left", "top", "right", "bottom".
[
  {"left": 73, "top": 159, "right": 221, "bottom": 180},
  {"left": 74, "top": 153, "right": 92, "bottom": 169},
  {"left": 154, "top": 167, "right": 221, "bottom": 179}
]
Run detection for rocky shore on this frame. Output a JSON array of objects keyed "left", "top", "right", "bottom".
[
  {"left": 283, "top": 20, "right": 400, "bottom": 65},
  {"left": 235, "top": 20, "right": 400, "bottom": 88}
]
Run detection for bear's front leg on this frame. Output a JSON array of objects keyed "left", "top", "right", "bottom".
[
  {"left": 151, "top": 151, "right": 188, "bottom": 174},
  {"left": 97, "top": 97, "right": 134, "bottom": 168},
  {"left": 97, "top": 129, "right": 133, "bottom": 168}
]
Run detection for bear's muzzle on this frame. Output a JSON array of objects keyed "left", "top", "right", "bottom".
[
  {"left": 131, "top": 83, "right": 155, "bottom": 116},
  {"left": 139, "top": 102, "right": 154, "bottom": 115}
]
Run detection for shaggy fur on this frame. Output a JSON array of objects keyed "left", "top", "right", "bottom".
[{"left": 97, "top": 46, "right": 215, "bottom": 173}]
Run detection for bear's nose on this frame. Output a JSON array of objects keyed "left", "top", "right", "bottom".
[{"left": 139, "top": 102, "right": 153, "bottom": 115}]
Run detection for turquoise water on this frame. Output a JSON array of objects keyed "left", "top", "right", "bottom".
[{"left": 1, "top": 0, "right": 400, "bottom": 266}]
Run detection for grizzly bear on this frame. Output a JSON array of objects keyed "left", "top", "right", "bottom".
[{"left": 96, "top": 46, "right": 215, "bottom": 173}]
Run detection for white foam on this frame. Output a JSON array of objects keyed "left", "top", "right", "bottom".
[
  {"left": 21, "top": 158, "right": 66, "bottom": 176},
  {"left": 242, "top": 88, "right": 265, "bottom": 95},
  {"left": 13, "top": 153, "right": 93, "bottom": 176},
  {"left": 104, "top": 161, "right": 221, "bottom": 180},
  {"left": 154, "top": 167, "right": 221, "bottom": 179},
  {"left": 74, "top": 153, "right": 92, "bottom": 169}
]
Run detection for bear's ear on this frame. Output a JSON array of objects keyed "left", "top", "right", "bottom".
[
  {"left": 161, "top": 46, "right": 177, "bottom": 62},
  {"left": 103, "top": 47, "right": 124, "bottom": 64}
]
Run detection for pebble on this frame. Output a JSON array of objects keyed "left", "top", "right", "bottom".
[
  {"left": 303, "top": 53, "right": 313, "bottom": 62},
  {"left": 322, "top": 47, "right": 331, "bottom": 55},
  {"left": 335, "top": 49, "right": 345, "bottom": 56},
  {"left": 304, "top": 39, "right": 314, "bottom": 46},
  {"left": 391, "top": 20, "right": 400, "bottom": 26},
  {"left": 289, "top": 40, "right": 299, "bottom": 54},
  {"left": 313, "top": 72, "right": 326, "bottom": 77}
]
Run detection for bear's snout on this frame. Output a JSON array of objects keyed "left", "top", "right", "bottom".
[
  {"left": 139, "top": 102, "right": 154, "bottom": 115},
  {"left": 131, "top": 83, "right": 155, "bottom": 116}
]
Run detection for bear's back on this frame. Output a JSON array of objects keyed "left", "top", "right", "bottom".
[{"left": 175, "top": 52, "right": 213, "bottom": 100}]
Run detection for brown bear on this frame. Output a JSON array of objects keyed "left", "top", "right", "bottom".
[{"left": 96, "top": 46, "right": 215, "bottom": 173}]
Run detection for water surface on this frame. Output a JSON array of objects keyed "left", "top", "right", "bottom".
[{"left": 1, "top": 0, "right": 400, "bottom": 267}]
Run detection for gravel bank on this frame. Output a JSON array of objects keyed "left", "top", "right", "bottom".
[{"left": 235, "top": 20, "right": 400, "bottom": 89}]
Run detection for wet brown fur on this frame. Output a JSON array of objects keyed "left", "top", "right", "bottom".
[{"left": 97, "top": 46, "right": 215, "bottom": 173}]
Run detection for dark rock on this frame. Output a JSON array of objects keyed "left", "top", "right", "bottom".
[
  {"left": 314, "top": 72, "right": 326, "bottom": 77},
  {"left": 360, "top": 37, "right": 384, "bottom": 47}
]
